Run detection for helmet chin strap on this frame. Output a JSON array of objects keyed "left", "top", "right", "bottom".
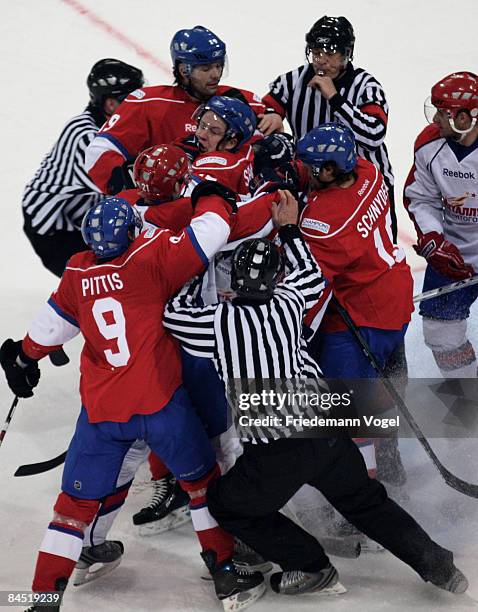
[{"left": 448, "top": 116, "right": 477, "bottom": 140}]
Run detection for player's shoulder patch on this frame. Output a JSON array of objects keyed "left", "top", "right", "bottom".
[
  {"left": 301, "top": 217, "right": 330, "bottom": 234},
  {"left": 194, "top": 156, "right": 228, "bottom": 167},
  {"left": 129, "top": 89, "right": 145, "bottom": 99}
]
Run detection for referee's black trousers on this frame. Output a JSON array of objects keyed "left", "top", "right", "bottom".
[{"left": 207, "top": 437, "right": 454, "bottom": 583}]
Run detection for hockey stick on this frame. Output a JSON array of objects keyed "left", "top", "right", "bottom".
[
  {"left": 413, "top": 275, "right": 478, "bottom": 303},
  {"left": 14, "top": 451, "right": 67, "bottom": 477},
  {"left": 333, "top": 297, "right": 478, "bottom": 499},
  {"left": 0, "top": 396, "right": 19, "bottom": 448}
]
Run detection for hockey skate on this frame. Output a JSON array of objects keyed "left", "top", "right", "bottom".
[
  {"left": 24, "top": 578, "right": 67, "bottom": 611},
  {"left": 202, "top": 550, "right": 266, "bottom": 611},
  {"left": 233, "top": 538, "right": 273, "bottom": 574},
  {"left": 73, "top": 540, "right": 124, "bottom": 586},
  {"left": 270, "top": 563, "right": 346, "bottom": 595},
  {"left": 132, "top": 474, "right": 191, "bottom": 535},
  {"left": 431, "top": 566, "right": 469, "bottom": 594}
]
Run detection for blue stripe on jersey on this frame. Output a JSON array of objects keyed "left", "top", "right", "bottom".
[
  {"left": 186, "top": 225, "right": 209, "bottom": 268},
  {"left": 48, "top": 523, "right": 84, "bottom": 539},
  {"left": 48, "top": 297, "right": 79, "bottom": 328},
  {"left": 97, "top": 132, "right": 131, "bottom": 160}
]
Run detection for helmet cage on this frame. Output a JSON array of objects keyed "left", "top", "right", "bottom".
[
  {"left": 81, "top": 198, "right": 143, "bottom": 259},
  {"left": 231, "top": 239, "right": 284, "bottom": 302},
  {"left": 133, "top": 145, "right": 191, "bottom": 201},
  {"left": 297, "top": 123, "right": 357, "bottom": 176}
]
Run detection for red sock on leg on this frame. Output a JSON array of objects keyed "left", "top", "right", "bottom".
[{"left": 180, "top": 464, "right": 234, "bottom": 563}]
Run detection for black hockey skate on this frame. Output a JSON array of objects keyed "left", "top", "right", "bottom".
[
  {"left": 73, "top": 540, "right": 124, "bottom": 586},
  {"left": 431, "top": 566, "right": 469, "bottom": 594},
  {"left": 24, "top": 578, "right": 67, "bottom": 611},
  {"left": 132, "top": 474, "right": 191, "bottom": 535},
  {"left": 201, "top": 550, "right": 266, "bottom": 611},
  {"left": 233, "top": 538, "right": 273, "bottom": 574},
  {"left": 270, "top": 563, "right": 346, "bottom": 595}
]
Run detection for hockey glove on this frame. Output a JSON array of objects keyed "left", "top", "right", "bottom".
[
  {"left": 415, "top": 231, "right": 474, "bottom": 280},
  {"left": 190, "top": 181, "right": 238, "bottom": 214},
  {"left": 252, "top": 132, "right": 296, "bottom": 176},
  {"left": 0, "top": 339, "right": 40, "bottom": 398}
]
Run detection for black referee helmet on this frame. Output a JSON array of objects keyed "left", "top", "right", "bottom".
[
  {"left": 306, "top": 16, "right": 355, "bottom": 62},
  {"left": 87, "top": 58, "right": 144, "bottom": 108},
  {"left": 231, "top": 239, "right": 284, "bottom": 302}
]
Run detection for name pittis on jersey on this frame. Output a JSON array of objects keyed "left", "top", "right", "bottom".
[{"left": 81, "top": 272, "right": 124, "bottom": 297}]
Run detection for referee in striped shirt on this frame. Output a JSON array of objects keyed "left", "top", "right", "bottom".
[
  {"left": 22, "top": 59, "right": 143, "bottom": 277},
  {"left": 163, "top": 190, "right": 461, "bottom": 597},
  {"left": 261, "top": 15, "right": 398, "bottom": 239}
]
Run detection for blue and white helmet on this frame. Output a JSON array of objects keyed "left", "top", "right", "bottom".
[
  {"left": 81, "top": 197, "right": 143, "bottom": 259},
  {"left": 196, "top": 96, "right": 257, "bottom": 149},
  {"left": 170, "top": 25, "right": 226, "bottom": 73},
  {"left": 296, "top": 123, "right": 357, "bottom": 174}
]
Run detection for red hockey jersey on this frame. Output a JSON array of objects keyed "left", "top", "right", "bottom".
[
  {"left": 191, "top": 146, "right": 254, "bottom": 195},
  {"left": 85, "top": 84, "right": 265, "bottom": 193},
  {"left": 22, "top": 198, "right": 232, "bottom": 423},
  {"left": 301, "top": 158, "right": 413, "bottom": 333}
]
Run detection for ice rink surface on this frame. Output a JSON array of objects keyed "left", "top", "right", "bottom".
[{"left": 1, "top": 1, "right": 478, "bottom": 610}]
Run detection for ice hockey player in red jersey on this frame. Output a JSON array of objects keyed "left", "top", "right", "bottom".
[
  {"left": 85, "top": 25, "right": 268, "bottom": 195},
  {"left": 296, "top": 123, "right": 413, "bottom": 499},
  {"left": 404, "top": 72, "right": 478, "bottom": 377},
  {"left": 0, "top": 195, "right": 266, "bottom": 612},
  {"left": 116, "top": 144, "right": 278, "bottom": 537}
]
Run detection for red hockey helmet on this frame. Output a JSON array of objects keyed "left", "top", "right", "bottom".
[
  {"left": 133, "top": 145, "right": 190, "bottom": 201},
  {"left": 425, "top": 72, "right": 478, "bottom": 133}
]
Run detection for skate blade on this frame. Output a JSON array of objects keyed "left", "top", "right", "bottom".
[
  {"left": 137, "top": 507, "right": 191, "bottom": 536},
  {"left": 313, "top": 581, "right": 347, "bottom": 595},
  {"left": 222, "top": 581, "right": 266, "bottom": 611},
  {"left": 73, "top": 556, "right": 122, "bottom": 586}
]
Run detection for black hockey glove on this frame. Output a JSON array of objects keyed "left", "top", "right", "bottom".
[
  {"left": 252, "top": 132, "right": 296, "bottom": 176},
  {"left": 0, "top": 339, "right": 40, "bottom": 398},
  {"left": 249, "top": 165, "right": 300, "bottom": 199},
  {"left": 107, "top": 159, "right": 136, "bottom": 195},
  {"left": 191, "top": 181, "right": 238, "bottom": 215}
]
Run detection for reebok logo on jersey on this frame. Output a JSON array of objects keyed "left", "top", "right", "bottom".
[
  {"left": 301, "top": 217, "right": 330, "bottom": 234},
  {"left": 195, "top": 156, "right": 227, "bottom": 166},
  {"left": 130, "top": 89, "right": 145, "bottom": 99},
  {"left": 443, "top": 168, "right": 476, "bottom": 180}
]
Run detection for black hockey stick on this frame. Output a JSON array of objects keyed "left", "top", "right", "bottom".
[
  {"left": 0, "top": 396, "right": 19, "bottom": 448},
  {"left": 333, "top": 297, "right": 478, "bottom": 499},
  {"left": 14, "top": 451, "right": 67, "bottom": 477}
]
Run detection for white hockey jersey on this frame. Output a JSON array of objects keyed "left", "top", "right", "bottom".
[{"left": 404, "top": 124, "right": 478, "bottom": 271}]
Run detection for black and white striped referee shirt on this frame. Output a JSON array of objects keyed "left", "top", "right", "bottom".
[
  {"left": 263, "top": 62, "right": 394, "bottom": 189},
  {"left": 164, "top": 225, "right": 330, "bottom": 440},
  {"left": 22, "top": 106, "right": 103, "bottom": 235}
]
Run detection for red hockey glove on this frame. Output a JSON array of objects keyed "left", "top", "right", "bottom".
[{"left": 415, "top": 231, "right": 474, "bottom": 280}]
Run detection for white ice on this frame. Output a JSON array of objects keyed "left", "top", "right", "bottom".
[{"left": 1, "top": 1, "right": 478, "bottom": 610}]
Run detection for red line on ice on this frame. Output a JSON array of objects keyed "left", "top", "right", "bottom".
[{"left": 59, "top": 0, "right": 171, "bottom": 75}]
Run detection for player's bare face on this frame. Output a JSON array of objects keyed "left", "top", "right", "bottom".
[
  {"left": 196, "top": 111, "right": 228, "bottom": 152},
  {"left": 310, "top": 49, "right": 345, "bottom": 79},
  {"left": 189, "top": 63, "right": 224, "bottom": 100}
]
